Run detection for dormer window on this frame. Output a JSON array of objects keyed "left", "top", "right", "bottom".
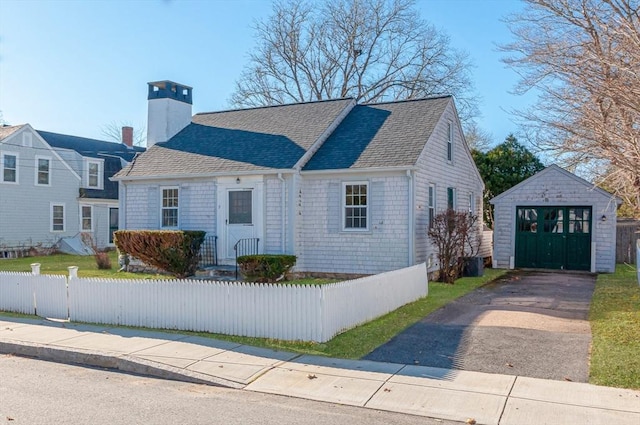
[{"left": 84, "top": 158, "right": 103, "bottom": 189}]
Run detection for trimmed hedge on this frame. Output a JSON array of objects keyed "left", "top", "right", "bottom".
[
  {"left": 114, "top": 230, "right": 206, "bottom": 278},
  {"left": 237, "top": 254, "right": 297, "bottom": 282}
]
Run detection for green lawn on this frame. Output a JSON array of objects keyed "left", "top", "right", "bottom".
[
  {"left": 0, "top": 252, "right": 163, "bottom": 279},
  {"left": 589, "top": 264, "right": 640, "bottom": 389}
]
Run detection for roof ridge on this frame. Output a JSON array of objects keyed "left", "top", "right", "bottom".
[
  {"left": 194, "top": 97, "right": 355, "bottom": 116},
  {"left": 361, "top": 95, "right": 452, "bottom": 106}
]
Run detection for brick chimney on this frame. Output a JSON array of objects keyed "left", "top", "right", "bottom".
[{"left": 121, "top": 126, "right": 134, "bottom": 147}]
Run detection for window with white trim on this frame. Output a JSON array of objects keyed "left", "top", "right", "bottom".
[
  {"left": 35, "top": 156, "right": 51, "bottom": 186},
  {"left": 1, "top": 152, "right": 18, "bottom": 183},
  {"left": 447, "top": 187, "right": 456, "bottom": 210},
  {"left": 161, "top": 187, "right": 179, "bottom": 228},
  {"left": 343, "top": 182, "right": 368, "bottom": 230},
  {"left": 428, "top": 184, "right": 436, "bottom": 229},
  {"left": 80, "top": 205, "right": 93, "bottom": 231},
  {"left": 51, "top": 203, "right": 65, "bottom": 232},
  {"left": 447, "top": 122, "right": 453, "bottom": 162},
  {"left": 469, "top": 192, "right": 475, "bottom": 214},
  {"left": 85, "top": 159, "right": 103, "bottom": 189}
]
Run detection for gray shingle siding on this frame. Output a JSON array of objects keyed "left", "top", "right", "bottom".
[{"left": 490, "top": 165, "right": 618, "bottom": 273}]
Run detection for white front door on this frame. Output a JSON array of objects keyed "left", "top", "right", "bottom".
[
  {"left": 226, "top": 189, "right": 255, "bottom": 257},
  {"left": 217, "top": 177, "right": 264, "bottom": 262}
]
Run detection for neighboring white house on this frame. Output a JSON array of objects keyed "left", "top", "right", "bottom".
[
  {"left": 490, "top": 164, "right": 621, "bottom": 273},
  {"left": 0, "top": 124, "right": 143, "bottom": 254},
  {"left": 113, "top": 81, "right": 485, "bottom": 275}
]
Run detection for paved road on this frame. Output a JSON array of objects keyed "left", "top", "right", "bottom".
[
  {"left": 365, "top": 271, "right": 596, "bottom": 382},
  {"left": 0, "top": 355, "right": 461, "bottom": 425}
]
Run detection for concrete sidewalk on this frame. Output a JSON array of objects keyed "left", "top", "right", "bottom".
[{"left": 1, "top": 317, "right": 638, "bottom": 425}]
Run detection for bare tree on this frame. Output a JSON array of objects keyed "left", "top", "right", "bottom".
[
  {"left": 502, "top": 0, "right": 640, "bottom": 216},
  {"left": 230, "top": 0, "right": 479, "bottom": 123},
  {"left": 101, "top": 121, "right": 146, "bottom": 147},
  {"left": 428, "top": 210, "right": 480, "bottom": 283}
]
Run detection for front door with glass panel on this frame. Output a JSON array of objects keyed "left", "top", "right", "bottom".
[{"left": 226, "top": 189, "right": 254, "bottom": 258}]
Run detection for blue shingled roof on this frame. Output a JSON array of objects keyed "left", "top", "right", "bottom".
[
  {"left": 37, "top": 130, "right": 145, "bottom": 200},
  {"left": 37, "top": 131, "right": 144, "bottom": 162}
]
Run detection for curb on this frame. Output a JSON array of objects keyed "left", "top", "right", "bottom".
[{"left": 0, "top": 341, "right": 245, "bottom": 390}]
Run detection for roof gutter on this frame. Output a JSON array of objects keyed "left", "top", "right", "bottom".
[
  {"left": 301, "top": 165, "right": 417, "bottom": 176},
  {"left": 110, "top": 169, "right": 296, "bottom": 182}
]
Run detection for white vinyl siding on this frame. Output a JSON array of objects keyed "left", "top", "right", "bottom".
[
  {"left": 35, "top": 156, "right": 51, "bottom": 186},
  {"left": 1, "top": 152, "right": 18, "bottom": 183},
  {"left": 343, "top": 182, "right": 368, "bottom": 231},
  {"left": 80, "top": 205, "right": 93, "bottom": 231},
  {"left": 51, "top": 203, "right": 65, "bottom": 232},
  {"left": 161, "top": 187, "right": 179, "bottom": 228}
]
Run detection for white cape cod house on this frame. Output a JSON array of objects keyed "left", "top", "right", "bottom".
[{"left": 113, "top": 81, "right": 485, "bottom": 276}]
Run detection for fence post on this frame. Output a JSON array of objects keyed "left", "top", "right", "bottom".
[
  {"left": 68, "top": 266, "right": 78, "bottom": 279},
  {"left": 31, "top": 263, "right": 41, "bottom": 275},
  {"left": 636, "top": 238, "right": 640, "bottom": 285}
]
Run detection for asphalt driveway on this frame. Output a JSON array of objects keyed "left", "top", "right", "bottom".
[{"left": 364, "top": 271, "right": 596, "bottom": 382}]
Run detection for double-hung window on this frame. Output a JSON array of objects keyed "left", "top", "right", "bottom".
[
  {"left": 447, "top": 187, "right": 457, "bottom": 210},
  {"left": 51, "top": 203, "right": 65, "bottom": 232},
  {"left": 81, "top": 205, "right": 93, "bottom": 231},
  {"left": 428, "top": 184, "right": 436, "bottom": 229},
  {"left": 84, "top": 158, "right": 103, "bottom": 189},
  {"left": 1, "top": 152, "right": 18, "bottom": 183},
  {"left": 35, "top": 156, "right": 51, "bottom": 186},
  {"left": 161, "top": 187, "right": 179, "bottom": 228},
  {"left": 343, "top": 182, "right": 368, "bottom": 231},
  {"left": 447, "top": 122, "right": 453, "bottom": 162}
]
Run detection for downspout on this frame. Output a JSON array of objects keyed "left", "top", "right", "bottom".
[
  {"left": 407, "top": 170, "right": 414, "bottom": 266},
  {"left": 278, "top": 173, "right": 286, "bottom": 253}
]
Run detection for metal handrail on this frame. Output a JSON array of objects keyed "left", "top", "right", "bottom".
[
  {"left": 234, "top": 238, "right": 260, "bottom": 279},
  {"left": 198, "top": 235, "right": 218, "bottom": 267}
]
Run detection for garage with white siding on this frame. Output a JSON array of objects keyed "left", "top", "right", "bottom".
[{"left": 490, "top": 165, "right": 620, "bottom": 273}]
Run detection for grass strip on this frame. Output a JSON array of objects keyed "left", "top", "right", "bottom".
[{"left": 589, "top": 264, "right": 640, "bottom": 389}]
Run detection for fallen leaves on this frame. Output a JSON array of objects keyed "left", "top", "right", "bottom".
[{"left": 307, "top": 373, "right": 317, "bottom": 380}]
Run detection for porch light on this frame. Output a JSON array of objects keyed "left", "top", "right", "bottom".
[
  {"left": 601, "top": 215, "right": 607, "bottom": 222},
  {"left": 236, "top": 177, "right": 241, "bottom": 184}
]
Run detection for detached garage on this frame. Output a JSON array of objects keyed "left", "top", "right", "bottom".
[{"left": 490, "top": 165, "right": 621, "bottom": 273}]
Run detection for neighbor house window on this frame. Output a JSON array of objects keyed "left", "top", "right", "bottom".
[
  {"left": 447, "top": 187, "right": 456, "bottom": 210},
  {"left": 85, "top": 159, "right": 103, "bottom": 189},
  {"left": 1, "top": 152, "right": 18, "bottom": 183},
  {"left": 343, "top": 182, "right": 368, "bottom": 230},
  {"left": 35, "top": 156, "right": 51, "bottom": 186},
  {"left": 81, "top": 205, "right": 93, "bottom": 231},
  {"left": 51, "top": 203, "right": 65, "bottom": 232},
  {"left": 447, "top": 122, "right": 453, "bottom": 162},
  {"left": 161, "top": 187, "right": 179, "bottom": 228},
  {"left": 428, "top": 184, "right": 436, "bottom": 229}
]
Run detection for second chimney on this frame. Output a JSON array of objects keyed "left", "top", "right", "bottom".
[{"left": 122, "top": 126, "right": 134, "bottom": 147}]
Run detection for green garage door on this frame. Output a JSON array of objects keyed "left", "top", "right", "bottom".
[{"left": 515, "top": 206, "right": 591, "bottom": 271}]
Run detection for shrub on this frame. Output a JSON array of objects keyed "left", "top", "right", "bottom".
[
  {"left": 237, "top": 254, "right": 297, "bottom": 282},
  {"left": 114, "top": 230, "right": 206, "bottom": 278},
  {"left": 81, "top": 232, "right": 112, "bottom": 270},
  {"left": 428, "top": 210, "right": 480, "bottom": 283}
]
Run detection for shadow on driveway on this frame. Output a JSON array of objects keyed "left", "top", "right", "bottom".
[{"left": 364, "top": 271, "right": 596, "bottom": 382}]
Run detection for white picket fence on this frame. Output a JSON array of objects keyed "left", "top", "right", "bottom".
[{"left": 0, "top": 263, "right": 427, "bottom": 342}]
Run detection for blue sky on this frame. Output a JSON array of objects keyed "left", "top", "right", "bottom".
[{"left": 0, "top": 0, "right": 533, "bottom": 147}]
